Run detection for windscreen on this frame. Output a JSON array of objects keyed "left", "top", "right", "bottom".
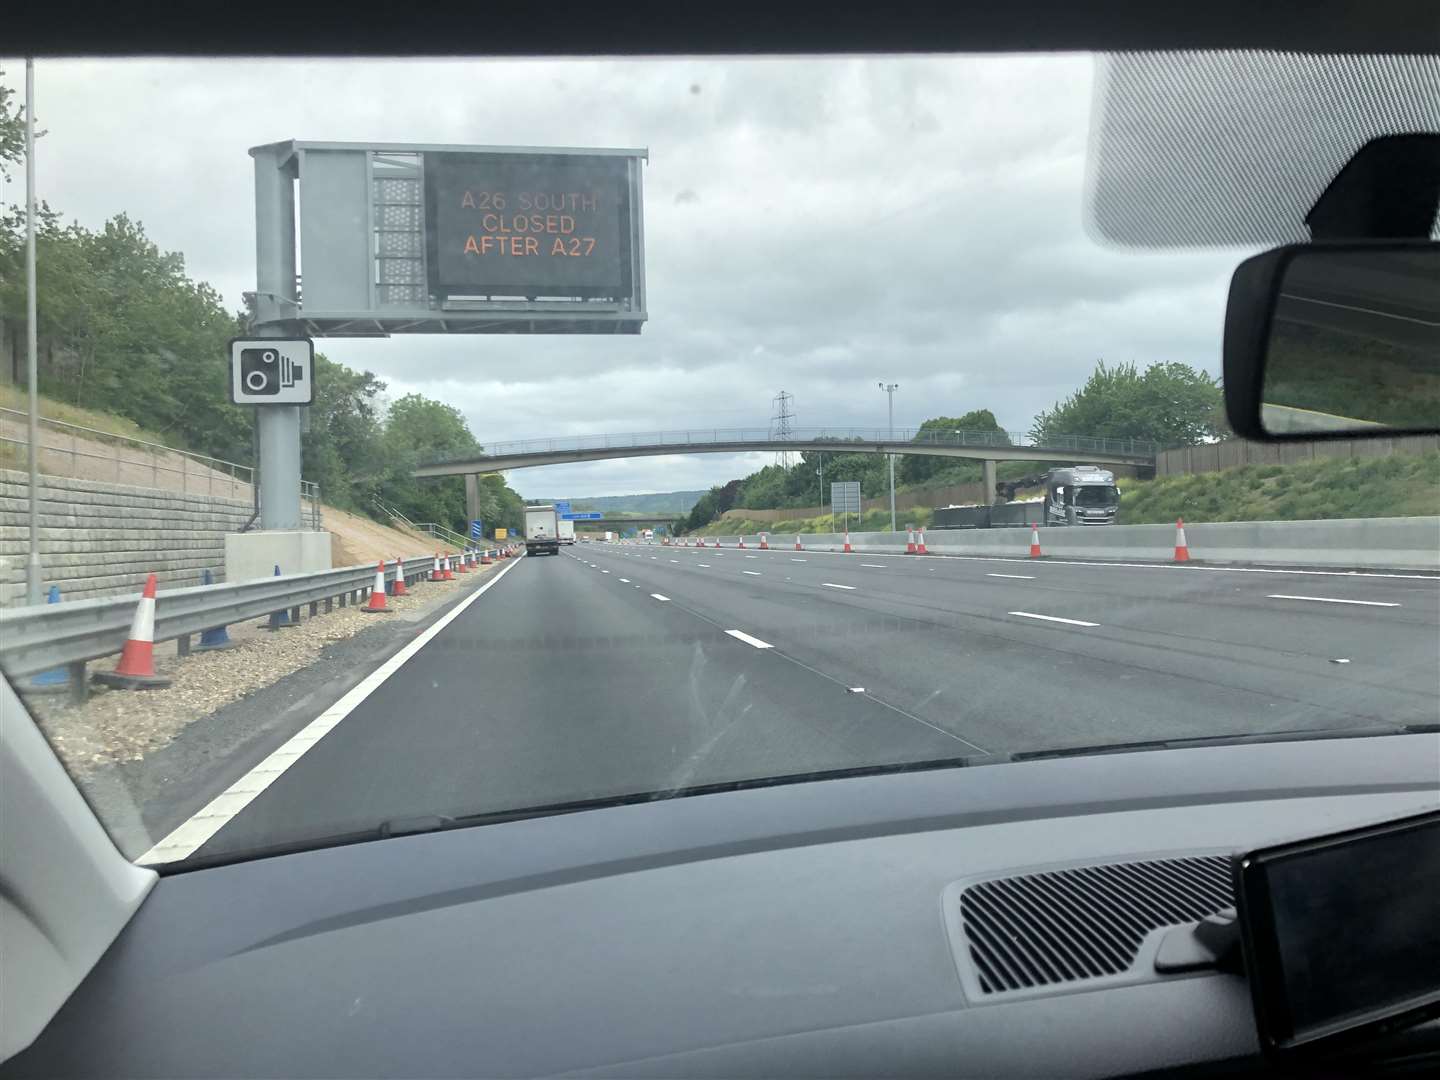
[{"left": 0, "top": 53, "right": 1435, "bottom": 868}]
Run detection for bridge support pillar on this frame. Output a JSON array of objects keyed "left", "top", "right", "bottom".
[
  {"left": 465, "top": 474, "right": 481, "bottom": 527},
  {"left": 983, "top": 459, "right": 999, "bottom": 504}
]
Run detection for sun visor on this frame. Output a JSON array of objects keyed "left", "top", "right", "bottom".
[{"left": 1085, "top": 52, "right": 1440, "bottom": 248}]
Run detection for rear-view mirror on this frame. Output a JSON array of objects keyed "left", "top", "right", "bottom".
[{"left": 1223, "top": 242, "right": 1440, "bottom": 440}]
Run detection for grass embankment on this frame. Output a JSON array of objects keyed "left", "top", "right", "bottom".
[
  {"left": 684, "top": 453, "right": 1440, "bottom": 533},
  {"left": 1116, "top": 452, "right": 1440, "bottom": 524},
  {"left": 0, "top": 385, "right": 173, "bottom": 444}
]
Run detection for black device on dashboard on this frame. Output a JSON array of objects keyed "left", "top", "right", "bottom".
[{"left": 1234, "top": 809, "right": 1440, "bottom": 1056}]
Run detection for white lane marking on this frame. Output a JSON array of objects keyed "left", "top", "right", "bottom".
[
  {"left": 744, "top": 554, "right": 759, "bottom": 559},
  {"left": 791, "top": 558, "right": 807, "bottom": 562},
  {"left": 821, "top": 582, "right": 856, "bottom": 590},
  {"left": 1267, "top": 594, "right": 1400, "bottom": 608},
  {"left": 601, "top": 570, "right": 610, "bottom": 574},
  {"left": 650, "top": 593, "right": 670, "bottom": 601},
  {"left": 669, "top": 559, "right": 679, "bottom": 563},
  {"left": 1009, "top": 611, "right": 1100, "bottom": 627},
  {"left": 725, "top": 629, "right": 774, "bottom": 649},
  {"left": 698, "top": 563, "right": 711, "bottom": 568},
  {"left": 619, "top": 578, "right": 630, "bottom": 583},
  {"left": 138, "top": 557, "right": 524, "bottom": 865},
  {"left": 987, "top": 573, "right": 1035, "bottom": 579},
  {"left": 650, "top": 556, "right": 658, "bottom": 560},
  {"left": 743, "top": 570, "right": 762, "bottom": 576},
  {"left": 860, "top": 563, "right": 888, "bottom": 568}
]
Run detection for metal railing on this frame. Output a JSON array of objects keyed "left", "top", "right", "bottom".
[
  {"left": 425, "top": 427, "right": 1161, "bottom": 467},
  {"left": 0, "top": 547, "right": 510, "bottom": 693},
  {"left": 369, "top": 495, "right": 469, "bottom": 549},
  {"left": 1, "top": 407, "right": 324, "bottom": 529}
]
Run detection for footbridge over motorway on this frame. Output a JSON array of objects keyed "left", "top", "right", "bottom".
[{"left": 416, "top": 427, "right": 1160, "bottom": 478}]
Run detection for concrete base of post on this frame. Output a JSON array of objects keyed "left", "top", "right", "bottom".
[{"left": 225, "top": 530, "right": 332, "bottom": 583}]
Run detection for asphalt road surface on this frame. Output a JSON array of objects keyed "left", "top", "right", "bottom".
[{"left": 191, "top": 541, "right": 1440, "bottom": 860}]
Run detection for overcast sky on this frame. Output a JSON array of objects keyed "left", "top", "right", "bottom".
[{"left": 3, "top": 55, "right": 1243, "bottom": 498}]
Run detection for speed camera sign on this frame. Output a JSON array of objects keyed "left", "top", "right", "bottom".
[{"left": 229, "top": 338, "right": 315, "bottom": 404}]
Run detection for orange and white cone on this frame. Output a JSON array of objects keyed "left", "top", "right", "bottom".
[
  {"left": 795, "top": 535, "right": 803, "bottom": 551},
  {"left": 93, "top": 573, "right": 171, "bottom": 689},
  {"left": 481, "top": 549, "right": 493, "bottom": 565},
  {"left": 430, "top": 552, "right": 442, "bottom": 581},
  {"left": 738, "top": 536, "right": 746, "bottom": 549},
  {"left": 392, "top": 557, "right": 408, "bottom": 596},
  {"left": 905, "top": 526, "right": 917, "bottom": 554},
  {"left": 843, "top": 531, "right": 852, "bottom": 553},
  {"left": 456, "top": 549, "right": 470, "bottom": 573},
  {"left": 917, "top": 528, "right": 929, "bottom": 555},
  {"left": 443, "top": 554, "right": 455, "bottom": 580},
  {"left": 363, "top": 561, "right": 391, "bottom": 612},
  {"left": 1174, "top": 519, "right": 1191, "bottom": 562},
  {"left": 1028, "top": 524, "right": 1042, "bottom": 559}
]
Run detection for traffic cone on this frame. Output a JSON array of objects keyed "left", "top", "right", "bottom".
[
  {"left": 843, "top": 531, "right": 852, "bottom": 553},
  {"left": 195, "top": 569, "right": 236, "bottom": 650},
  {"left": 917, "top": 528, "right": 929, "bottom": 555},
  {"left": 906, "top": 526, "right": 917, "bottom": 554},
  {"left": 795, "top": 535, "right": 803, "bottom": 551},
  {"left": 430, "top": 552, "right": 442, "bottom": 581},
  {"left": 738, "top": 536, "right": 746, "bottom": 549},
  {"left": 362, "top": 561, "right": 391, "bottom": 613},
  {"left": 93, "top": 574, "right": 171, "bottom": 689},
  {"left": 760, "top": 533, "right": 769, "bottom": 550},
  {"left": 481, "top": 549, "right": 493, "bottom": 565},
  {"left": 264, "top": 565, "right": 294, "bottom": 629},
  {"left": 455, "top": 549, "right": 470, "bottom": 573},
  {"left": 1174, "top": 519, "right": 1191, "bottom": 562},
  {"left": 391, "top": 557, "right": 408, "bottom": 596},
  {"left": 697, "top": 537, "right": 706, "bottom": 547},
  {"left": 26, "top": 586, "right": 72, "bottom": 691},
  {"left": 1029, "top": 524, "right": 1042, "bottom": 559}
]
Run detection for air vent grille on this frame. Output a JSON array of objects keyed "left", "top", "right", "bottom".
[{"left": 959, "top": 855, "right": 1232, "bottom": 994}]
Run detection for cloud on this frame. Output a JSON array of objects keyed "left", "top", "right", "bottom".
[{"left": 5, "top": 54, "right": 1246, "bottom": 497}]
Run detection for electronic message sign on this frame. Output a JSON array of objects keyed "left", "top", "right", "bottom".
[{"left": 424, "top": 152, "right": 634, "bottom": 300}]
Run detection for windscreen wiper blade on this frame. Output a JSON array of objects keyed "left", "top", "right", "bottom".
[{"left": 1009, "top": 723, "right": 1438, "bottom": 762}]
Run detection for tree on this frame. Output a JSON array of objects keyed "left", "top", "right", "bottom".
[
  {"left": 0, "top": 73, "right": 29, "bottom": 182},
  {"left": 302, "top": 354, "right": 387, "bottom": 511},
  {"left": 1030, "top": 360, "right": 1221, "bottom": 448},
  {"left": 377, "top": 394, "right": 485, "bottom": 534},
  {"left": 899, "top": 411, "right": 1010, "bottom": 485}
]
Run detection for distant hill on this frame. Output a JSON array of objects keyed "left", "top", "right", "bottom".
[{"left": 545, "top": 490, "right": 706, "bottom": 514}]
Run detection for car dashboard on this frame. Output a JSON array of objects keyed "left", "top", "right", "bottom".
[{"left": 5, "top": 734, "right": 1439, "bottom": 1079}]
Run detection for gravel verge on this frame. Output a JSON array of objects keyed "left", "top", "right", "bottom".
[{"left": 23, "top": 561, "right": 509, "bottom": 778}]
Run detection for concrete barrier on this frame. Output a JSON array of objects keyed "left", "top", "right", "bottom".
[{"left": 720, "top": 517, "right": 1440, "bottom": 570}]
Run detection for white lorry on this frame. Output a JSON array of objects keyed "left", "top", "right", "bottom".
[
  {"left": 557, "top": 519, "right": 576, "bottom": 546},
  {"left": 525, "top": 506, "right": 561, "bottom": 556}
]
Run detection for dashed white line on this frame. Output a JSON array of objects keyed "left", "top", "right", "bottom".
[
  {"left": 619, "top": 578, "right": 630, "bottom": 583},
  {"left": 669, "top": 559, "right": 679, "bottom": 563},
  {"left": 650, "top": 593, "right": 670, "bottom": 602},
  {"left": 1009, "top": 611, "right": 1099, "bottom": 627},
  {"left": 725, "top": 630, "right": 774, "bottom": 649},
  {"left": 1267, "top": 594, "right": 1401, "bottom": 608},
  {"left": 821, "top": 582, "right": 856, "bottom": 590},
  {"left": 743, "top": 570, "right": 762, "bottom": 576},
  {"left": 744, "top": 555, "right": 759, "bottom": 559},
  {"left": 987, "top": 573, "right": 1035, "bottom": 580},
  {"left": 698, "top": 563, "right": 711, "bottom": 568},
  {"left": 601, "top": 570, "right": 610, "bottom": 574},
  {"left": 860, "top": 563, "right": 888, "bottom": 568},
  {"left": 791, "top": 558, "right": 807, "bottom": 562}
]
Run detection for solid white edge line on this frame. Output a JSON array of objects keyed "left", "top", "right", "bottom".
[
  {"left": 1009, "top": 611, "right": 1100, "bottom": 627},
  {"left": 651, "top": 593, "right": 670, "bottom": 601},
  {"left": 1267, "top": 594, "right": 1401, "bottom": 607},
  {"left": 821, "top": 582, "right": 856, "bottom": 590},
  {"left": 138, "top": 556, "right": 525, "bottom": 866},
  {"left": 725, "top": 630, "right": 774, "bottom": 649}
]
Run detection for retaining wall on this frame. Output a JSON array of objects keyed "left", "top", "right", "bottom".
[
  {"left": 688, "top": 517, "right": 1440, "bottom": 571},
  {"left": 0, "top": 469, "right": 253, "bottom": 606}
]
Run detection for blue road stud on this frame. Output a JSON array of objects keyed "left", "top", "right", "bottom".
[
  {"left": 28, "top": 586, "right": 71, "bottom": 690},
  {"left": 264, "top": 564, "right": 293, "bottom": 630},
  {"left": 196, "top": 569, "right": 237, "bottom": 650}
]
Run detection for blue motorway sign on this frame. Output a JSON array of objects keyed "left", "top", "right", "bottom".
[
  {"left": 469, "top": 519, "right": 484, "bottom": 539},
  {"left": 561, "top": 511, "right": 604, "bottom": 521},
  {"left": 554, "top": 500, "right": 572, "bottom": 513}
]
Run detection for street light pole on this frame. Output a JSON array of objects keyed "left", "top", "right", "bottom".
[
  {"left": 878, "top": 382, "right": 898, "bottom": 533},
  {"left": 24, "top": 59, "right": 42, "bottom": 605}
]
